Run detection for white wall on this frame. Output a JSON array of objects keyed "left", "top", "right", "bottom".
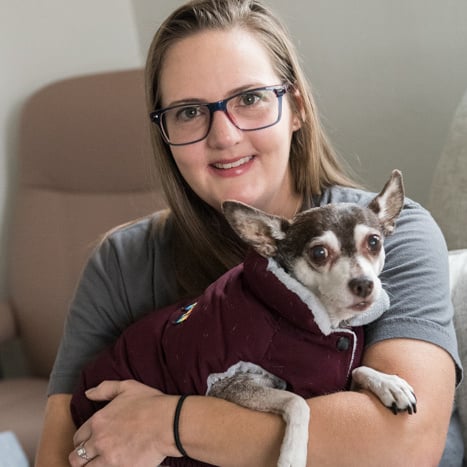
[
  {"left": 130, "top": 0, "right": 185, "bottom": 58},
  {"left": 131, "top": 0, "right": 467, "bottom": 201},
  {"left": 0, "top": 0, "right": 144, "bottom": 299},
  {"left": 272, "top": 0, "right": 467, "bottom": 199}
]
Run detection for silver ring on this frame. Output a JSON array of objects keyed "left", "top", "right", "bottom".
[{"left": 76, "top": 442, "right": 91, "bottom": 461}]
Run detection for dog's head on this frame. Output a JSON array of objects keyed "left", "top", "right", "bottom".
[{"left": 223, "top": 170, "right": 404, "bottom": 327}]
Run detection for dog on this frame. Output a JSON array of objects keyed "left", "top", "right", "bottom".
[
  {"left": 206, "top": 169, "right": 416, "bottom": 467},
  {"left": 71, "top": 170, "right": 416, "bottom": 467}
]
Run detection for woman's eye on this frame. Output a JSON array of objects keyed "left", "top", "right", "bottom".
[
  {"left": 367, "top": 234, "right": 381, "bottom": 252},
  {"left": 309, "top": 245, "right": 328, "bottom": 264},
  {"left": 175, "top": 106, "right": 201, "bottom": 122},
  {"left": 240, "top": 92, "right": 261, "bottom": 106}
]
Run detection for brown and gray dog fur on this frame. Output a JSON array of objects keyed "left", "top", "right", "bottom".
[{"left": 206, "top": 170, "right": 416, "bottom": 467}]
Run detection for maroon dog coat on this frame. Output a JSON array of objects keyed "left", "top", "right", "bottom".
[{"left": 71, "top": 250, "right": 387, "bottom": 466}]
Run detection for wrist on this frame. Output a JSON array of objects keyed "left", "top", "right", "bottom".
[
  {"left": 155, "top": 394, "right": 186, "bottom": 459},
  {"left": 173, "top": 395, "right": 285, "bottom": 467}
]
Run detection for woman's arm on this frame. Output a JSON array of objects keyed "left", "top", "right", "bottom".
[
  {"left": 35, "top": 395, "right": 75, "bottom": 467},
  {"left": 181, "top": 339, "right": 455, "bottom": 466},
  {"left": 305, "top": 338, "right": 455, "bottom": 466},
  {"left": 67, "top": 337, "right": 455, "bottom": 467}
]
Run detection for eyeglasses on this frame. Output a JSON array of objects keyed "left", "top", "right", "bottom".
[{"left": 150, "top": 84, "right": 290, "bottom": 146}]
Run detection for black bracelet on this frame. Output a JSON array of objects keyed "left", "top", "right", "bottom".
[{"left": 173, "top": 395, "right": 189, "bottom": 457}]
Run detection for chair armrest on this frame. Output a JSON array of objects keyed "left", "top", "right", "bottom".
[{"left": 0, "top": 301, "right": 17, "bottom": 344}]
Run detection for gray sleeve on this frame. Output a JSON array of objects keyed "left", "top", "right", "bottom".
[
  {"left": 48, "top": 214, "right": 176, "bottom": 394},
  {"left": 365, "top": 199, "right": 463, "bottom": 384}
]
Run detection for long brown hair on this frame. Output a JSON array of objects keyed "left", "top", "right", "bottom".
[{"left": 145, "top": 0, "right": 357, "bottom": 297}]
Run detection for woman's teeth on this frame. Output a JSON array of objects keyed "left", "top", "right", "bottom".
[{"left": 213, "top": 156, "right": 252, "bottom": 169}]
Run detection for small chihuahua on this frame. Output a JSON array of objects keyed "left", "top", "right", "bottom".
[{"left": 207, "top": 169, "right": 416, "bottom": 467}]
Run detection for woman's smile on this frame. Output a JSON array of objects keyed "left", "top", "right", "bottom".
[{"left": 210, "top": 155, "right": 255, "bottom": 175}]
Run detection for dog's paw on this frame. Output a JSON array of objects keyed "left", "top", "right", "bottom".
[
  {"left": 380, "top": 374, "right": 417, "bottom": 415},
  {"left": 352, "top": 366, "right": 417, "bottom": 415}
]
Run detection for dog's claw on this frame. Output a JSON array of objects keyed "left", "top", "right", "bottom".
[
  {"left": 388, "top": 400, "right": 417, "bottom": 415},
  {"left": 370, "top": 373, "right": 418, "bottom": 416}
]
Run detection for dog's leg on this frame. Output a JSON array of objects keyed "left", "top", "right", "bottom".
[
  {"left": 271, "top": 390, "right": 310, "bottom": 467},
  {"left": 352, "top": 366, "right": 417, "bottom": 414},
  {"left": 207, "top": 363, "right": 309, "bottom": 467}
]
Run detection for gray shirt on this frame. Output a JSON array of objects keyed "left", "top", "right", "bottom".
[{"left": 48, "top": 185, "right": 462, "bottom": 394}]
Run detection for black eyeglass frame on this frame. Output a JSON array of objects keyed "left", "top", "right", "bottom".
[{"left": 149, "top": 84, "right": 291, "bottom": 146}]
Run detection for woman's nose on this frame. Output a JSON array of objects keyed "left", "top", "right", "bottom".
[{"left": 206, "top": 110, "right": 242, "bottom": 148}]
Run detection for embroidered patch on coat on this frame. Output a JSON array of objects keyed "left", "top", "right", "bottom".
[{"left": 172, "top": 302, "right": 197, "bottom": 324}]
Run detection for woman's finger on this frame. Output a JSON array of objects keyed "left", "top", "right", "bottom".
[{"left": 69, "top": 440, "right": 97, "bottom": 466}]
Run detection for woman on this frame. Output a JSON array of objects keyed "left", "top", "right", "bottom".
[{"left": 36, "top": 0, "right": 462, "bottom": 466}]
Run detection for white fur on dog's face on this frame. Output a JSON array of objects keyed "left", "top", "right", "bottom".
[{"left": 291, "top": 224, "right": 385, "bottom": 326}]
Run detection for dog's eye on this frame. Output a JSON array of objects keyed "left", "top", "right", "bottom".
[
  {"left": 367, "top": 234, "right": 381, "bottom": 253},
  {"left": 309, "top": 245, "right": 328, "bottom": 264}
]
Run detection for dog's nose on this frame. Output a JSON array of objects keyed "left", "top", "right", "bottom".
[{"left": 348, "top": 278, "right": 374, "bottom": 298}]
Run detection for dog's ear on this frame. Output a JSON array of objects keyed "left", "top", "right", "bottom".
[
  {"left": 368, "top": 170, "right": 405, "bottom": 236},
  {"left": 222, "top": 201, "right": 290, "bottom": 257}
]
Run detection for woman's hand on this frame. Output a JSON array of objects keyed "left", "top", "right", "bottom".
[{"left": 68, "top": 380, "right": 182, "bottom": 467}]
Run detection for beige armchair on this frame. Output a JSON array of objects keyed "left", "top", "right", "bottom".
[{"left": 0, "top": 69, "right": 165, "bottom": 463}]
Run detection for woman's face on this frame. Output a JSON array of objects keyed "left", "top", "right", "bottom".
[{"left": 159, "top": 28, "right": 302, "bottom": 217}]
